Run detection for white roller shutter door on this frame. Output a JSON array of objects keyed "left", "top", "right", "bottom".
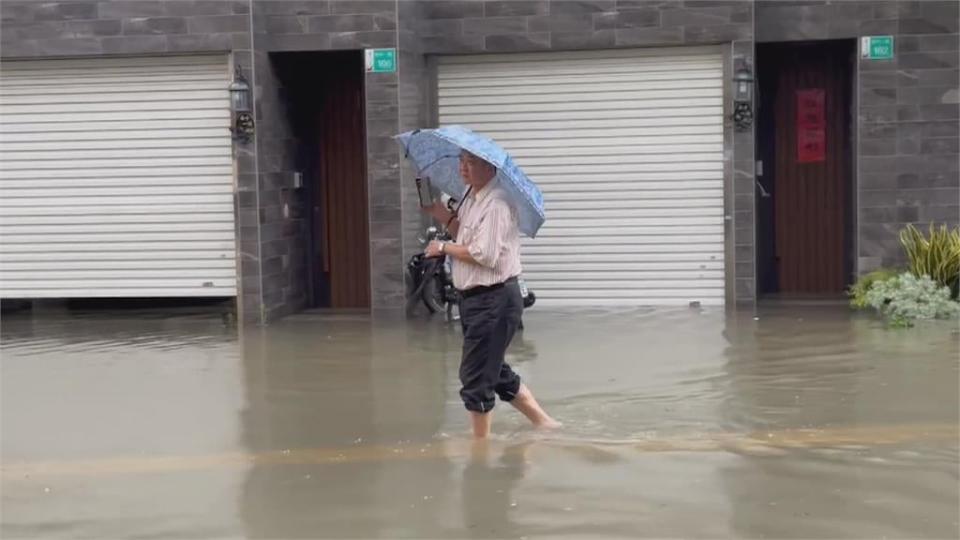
[
  {"left": 437, "top": 47, "right": 726, "bottom": 306},
  {"left": 0, "top": 55, "right": 237, "bottom": 298}
]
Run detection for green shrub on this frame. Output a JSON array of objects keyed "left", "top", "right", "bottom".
[
  {"left": 849, "top": 268, "right": 900, "bottom": 309},
  {"left": 865, "top": 272, "right": 960, "bottom": 328},
  {"left": 899, "top": 224, "right": 960, "bottom": 299}
]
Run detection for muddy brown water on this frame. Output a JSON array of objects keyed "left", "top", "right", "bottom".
[{"left": 1, "top": 304, "right": 958, "bottom": 539}]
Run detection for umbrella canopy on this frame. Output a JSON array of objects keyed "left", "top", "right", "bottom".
[{"left": 396, "top": 125, "right": 545, "bottom": 238}]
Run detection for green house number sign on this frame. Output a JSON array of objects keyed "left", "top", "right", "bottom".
[
  {"left": 861, "top": 36, "right": 894, "bottom": 60},
  {"left": 365, "top": 48, "right": 396, "bottom": 73}
]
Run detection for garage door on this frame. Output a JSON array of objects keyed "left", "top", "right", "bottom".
[
  {"left": 437, "top": 47, "right": 726, "bottom": 306},
  {"left": 0, "top": 55, "right": 237, "bottom": 298}
]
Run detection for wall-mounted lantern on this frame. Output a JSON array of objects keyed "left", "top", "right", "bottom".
[
  {"left": 229, "top": 65, "right": 254, "bottom": 143},
  {"left": 732, "top": 59, "right": 754, "bottom": 132}
]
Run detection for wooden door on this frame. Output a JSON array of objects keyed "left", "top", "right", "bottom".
[
  {"left": 770, "top": 42, "right": 853, "bottom": 295},
  {"left": 315, "top": 55, "right": 370, "bottom": 309}
]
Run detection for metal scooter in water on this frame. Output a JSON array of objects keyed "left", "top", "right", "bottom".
[
  {"left": 406, "top": 224, "right": 458, "bottom": 319},
  {"left": 406, "top": 195, "right": 535, "bottom": 323}
]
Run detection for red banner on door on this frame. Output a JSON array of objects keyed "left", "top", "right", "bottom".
[{"left": 796, "top": 89, "right": 826, "bottom": 163}]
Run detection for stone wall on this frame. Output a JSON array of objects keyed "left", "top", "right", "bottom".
[
  {"left": 250, "top": 0, "right": 403, "bottom": 313},
  {"left": 250, "top": 3, "right": 304, "bottom": 322},
  {"left": 418, "top": 0, "right": 754, "bottom": 53},
  {"left": 757, "top": 0, "right": 960, "bottom": 271},
  {"left": 398, "top": 0, "right": 431, "bottom": 267},
  {"left": 250, "top": 1, "right": 404, "bottom": 319},
  {"left": 0, "top": 0, "right": 253, "bottom": 57}
]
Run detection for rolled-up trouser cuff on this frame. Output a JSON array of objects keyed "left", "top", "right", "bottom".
[
  {"left": 495, "top": 378, "right": 521, "bottom": 403},
  {"left": 461, "top": 396, "right": 496, "bottom": 413},
  {"left": 460, "top": 374, "right": 520, "bottom": 412}
]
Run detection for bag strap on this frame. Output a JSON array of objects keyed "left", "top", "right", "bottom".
[{"left": 446, "top": 186, "right": 472, "bottom": 230}]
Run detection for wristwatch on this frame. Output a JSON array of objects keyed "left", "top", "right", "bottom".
[{"left": 439, "top": 242, "right": 446, "bottom": 254}]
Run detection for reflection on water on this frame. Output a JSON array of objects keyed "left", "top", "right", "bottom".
[
  {"left": 461, "top": 441, "right": 529, "bottom": 539},
  {"left": 1, "top": 304, "right": 957, "bottom": 538}
]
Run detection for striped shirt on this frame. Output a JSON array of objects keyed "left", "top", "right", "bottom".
[{"left": 452, "top": 179, "right": 522, "bottom": 291}]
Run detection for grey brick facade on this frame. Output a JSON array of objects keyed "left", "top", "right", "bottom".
[
  {"left": 249, "top": 0, "right": 403, "bottom": 322},
  {"left": 2, "top": 0, "right": 957, "bottom": 321}
]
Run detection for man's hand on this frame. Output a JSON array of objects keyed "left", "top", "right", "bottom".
[
  {"left": 425, "top": 240, "right": 444, "bottom": 258},
  {"left": 427, "top": 240, "right": 477, "bottom": 265},
  {"left": 422, "top": 201, "right": 450, "bottom": 224},
  {"left": 422, "top": 200, "right": 460, "bottom": 237}
]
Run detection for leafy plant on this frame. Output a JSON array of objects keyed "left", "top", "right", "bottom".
[
  {"left": 865, "top": 272, "right": 960, "bottom": 327},
  {"left": 848, "top": 268, "right": 900, "bottom": 309},
  {"left": 899, "top": 224, "right": 960, "bottom": 299}
]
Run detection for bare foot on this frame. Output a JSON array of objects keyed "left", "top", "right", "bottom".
[
  {"left": 509, "top": 384, "right": 560, "bottom": 430},
  {"left": 534, "top": 418, "right": 562, "bottom": 431}
]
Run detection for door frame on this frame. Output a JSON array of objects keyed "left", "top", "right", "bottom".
[
  {"left": 271, "top": 50, "right": 372, "bottom": 310},
  {"left": 754, "top": 39, "right": 858, "bottom": 298}
]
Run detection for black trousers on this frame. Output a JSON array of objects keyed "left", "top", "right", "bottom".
[{"left": 458, "top": 280, "right": 523, "bottom": 413}]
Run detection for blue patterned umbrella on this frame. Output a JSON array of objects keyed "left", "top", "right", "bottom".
[{"left": 396, "top": 125, "right": 546, "bottom": 238}]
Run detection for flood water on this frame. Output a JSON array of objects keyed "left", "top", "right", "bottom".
[{"left": 2, "top": 304, "right": 958, "bottom": 539}]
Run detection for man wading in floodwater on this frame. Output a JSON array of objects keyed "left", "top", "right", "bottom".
[{"left": 423, "top": 151, "right": 560, "bottom": 438}]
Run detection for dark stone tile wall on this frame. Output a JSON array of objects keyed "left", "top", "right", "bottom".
[
  {"left": 416, "top": 0, "right": 757, "bottom": 304},
  {"left": 398, "top": 0, "right": 431, "bottom": 268},
  {"left": 418, "top": 0, "right": 753, "bottom": 53},
  {"left": 757, "top": 0, "right": 960, "bottom": 272},
  {"left": 364, "top": 38, "right": 405, "bottom": 311},
  {"left": 0, "top": 0, "right": 253, "bottom": 57},
  {"left": 365, "top": 66, "right": 406, "bottom": 309},
  {"left": 248, "top": 46, "right": 309, "bottom": 323},
  {"left": 250, "top": 0, "right": 404, "bottom": 317},
  {"left": 732, "top": 39, "right": 757, "bottom": 304},
  {"left": 250, "top": 1, "right": 323, "bottom": 323}
]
